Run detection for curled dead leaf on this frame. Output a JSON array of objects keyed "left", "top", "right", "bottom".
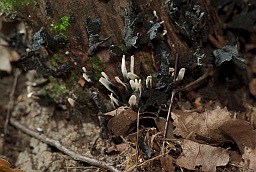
[
  {"left": 107, "top": 106, "right": 137, "bottom": 136},
  {"left": 176, "top": 139, "right": 229, "bottom": 172},
  {"left": 219, "top": 119, "right": 256, "bottom": 154},
  {"left": 161, "top": 155, "right": 175, "bottom": 172},
  {"left": 171, "top": 107, "right": 231, "bottom": 142}
]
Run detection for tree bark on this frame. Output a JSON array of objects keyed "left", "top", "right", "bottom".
[{"left": 18, "top": 0, "right": 191, "bottom": 78}]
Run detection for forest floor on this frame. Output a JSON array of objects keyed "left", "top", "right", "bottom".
[{"left": 1, "top": 1, "right": 256, "bottom": 172}]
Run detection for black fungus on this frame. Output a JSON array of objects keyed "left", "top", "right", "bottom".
[
  {"left": 121, "top": 7, "right": 140, "bottom": 50},
  {"left": 30, "top": 27, "right": 57, "bottom": 52},
  {"left": 138, "top": 137, "right": 152, "bottom": 158},
  {"left": 213, "top": 44, "right": 246, "bottom": 69},
  {"left": 147, "top": 22, "right": 162, "bottom": 41},
  {"left": 21, "top": 53, "right": 71, "bottom": 77},
  {"left": 86, "top": 17, "right": 111, "bottom": 56},
  {"left": 167, "top": 0, "right": 209, "bottom": 45}
]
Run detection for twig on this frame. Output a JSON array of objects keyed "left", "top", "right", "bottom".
[
  {"left": 4, "top": 69, "right": 21, "bottom": 135},
  {"left": 9, "top": 118, "right": 121, "bottom": 172},
  {"left": 179, "top": 65, "right": 213, "bottom": 92},
  {"left": 161, "top": 53, "right": 179, "bottom": 155},
  {"left": 136, "top": 109, "right": 140, "bottom": 165},
  {"left": 161, "top": 90, "right": 176, "bottom": 155},
  {"left": 126, "top": 151, "right": 170, "bottom": 172}
]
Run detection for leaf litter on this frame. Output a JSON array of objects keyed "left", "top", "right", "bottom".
[
  {"left": 176, "top": 139, "right": 229, "bottom": 172},
  {"left": 171, "top": 107, "right": 232, "bottom": 142}
]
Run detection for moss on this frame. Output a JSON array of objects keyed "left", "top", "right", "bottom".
[
  {"left": 65, "top": 68, "right": 81, "bottom": 88},
  {"left": 0, "top": 0, "right": 34, "bottom": 15},
  {"left": 50, "top": 16, "right": 70, "bottom": 39},
  {"left": 88, "top": 56, "right": 105, "bottom": 81},
  {"left": 39, "top": 77, "right": 66, "bottom": 100},
  {"left": 119, "top": 43, "right": 126, "bottom": 52},
  {"left": 51, "top": 53, "right": 63, "bottom": 66}
]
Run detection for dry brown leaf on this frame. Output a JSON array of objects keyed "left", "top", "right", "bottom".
[
  {"left": 0, "top": 46, "right": 12, "bottom": 73},
  {"left": 176, "top": 139, "right": 229, "bottom": 172},
  {"left": 219, "top": 119, "right": 256, "bottom": 154},
  {"left": 161, "top": 155, "right": 175, "bottom": 172},
  {"left": 242, "top": 146, "right": 256, "bottom": 171},
  {"left": 107, "top": 106, "right": 137, "bottom": 136},
  {"left": 171, "top": 107, "right": 231, "bottom": 142},
  {"left": 104, "top": 106, "right": 130, "bottom": 117},
  {"left": 154, "top": 117, "right": 174, "bottom": 139},
  {"left": 78, "top": 78, "right": 86, "bottom": 87},
  {"left": 105, "top": 143, "right": 127, "bottom": 154}
]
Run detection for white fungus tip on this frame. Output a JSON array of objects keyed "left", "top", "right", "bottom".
[
  {"left": 109, "top": 93, "right": 120, "bottom": 107},
  {"left": 146, "top": 76, "right": 152, "bottom": 88},
  {"left": 82, "top": 67, "right": 87, "bottom": 73},
  {"left": 99, "top": 77, "right": 115, "bottom": 94},
  {"left": 128, "top": 72, "right": 139, "bottom": 80},
  {"left": 83, "top": 73, "right": 92, "bottom": 82},
  {"left": 176, "top": 68, "right": 186, "bottom": 82},
  {"left": 68, "top": 98, "right": 76, "bottom": 107},
  {"left": 129, "top": 80, "right": 135, "bottom": 90},
  {"left": 115, "top": 76, "right": 127, "bottom": 90},
  {"left": 130, "top": 55, "right": 135, "bottom": 74},
  {"left": 163, "top": 30, "right": 167, "bottom": 36},
  {"left": 27, "top": 91, "right": 35, "bottom": 98},
  {"left": 121, "top": 55, "right": 128, "bottom": 80},
  {"left": 128, "top": 95, "right": 137, "bottom": 107},
  {"left": 101, "top": 71, "right": 110, "bottom": 80}
]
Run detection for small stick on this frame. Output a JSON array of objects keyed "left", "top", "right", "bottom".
[
  {"left": 4, "top": 69, "right": 21, "bottom": 135},
  {"left": 136, "top": 109, "right": 140, "bottom": 165},
  {"left": 179, "top": 65, "right": 213, "bottom": 92},
  {"left": 126, "top": 151, "right": 170, "bottom": 172},
  {"left": 161, "top": 90, "right": 176, "bottom": 155},
  {"left": 9, "top": 118, "right": 121, "bottom": 172},
  {"left": 161, "top": 53, "right": 179, "bottom": 155}
]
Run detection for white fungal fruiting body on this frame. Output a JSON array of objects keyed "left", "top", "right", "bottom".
[
  {"left": 99, "top": 77, "right": 116, "bottom": 94},
  {"left": 67, "top": 98, "right": 76, "bottom": 107},
  {"left": 121, "top": 55, "right": 128, "bottom": 80},
  {"left": 130, "top": 79, "right": 142, "bottom": 97},
  {"left": 130, "top": 55, "right": 135, "bottom": 74},
  {"left": 109, "top": 93, "right": 120, "bottom": 107},
  {"left": 128, "top": 72, "right": 139, "bottom": 80},
  {"left": 101, "top": 71, "right": 110, "bottom": 81},
  {"left": 82, "top": 67, "right": 92, "bottom": 83},
  {"left": 115, "top": 76, "right": 128, "bottom": 90},
  {"left": 146, "top": 76, "right": 152, "bottom": 88},
  {"left": 176, "top": 68, "right": 186, "bottom": 82},
  {"left": 83, "top": 73, "right": 92, "bottom": 83},
  {"left": 128, "top": 95, "right": 137, "bottom": 107}
]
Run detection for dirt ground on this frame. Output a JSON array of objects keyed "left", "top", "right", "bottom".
[{"left": 0, "top": 70, "right": 105, "bottom": 171}]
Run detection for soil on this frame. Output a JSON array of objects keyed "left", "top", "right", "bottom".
[{"left": 0, "top": 70, "right": 104, "bottom": 171}]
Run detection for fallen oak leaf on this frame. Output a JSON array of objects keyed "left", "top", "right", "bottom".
[
  {"left": 107, "top": 106, "right": 137, "bottom": 136},
  {"left": 176, "top": 139, "right": 229, "bottom": 172},
  {"left": 219, "top": 119, "right": 256, "bottom": 154},
  {"left": 160, "top": 155, "right": 175, "bottom": 172},
  {"left": 171, "top": 107, "right": 231, "bottom": 142}
]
